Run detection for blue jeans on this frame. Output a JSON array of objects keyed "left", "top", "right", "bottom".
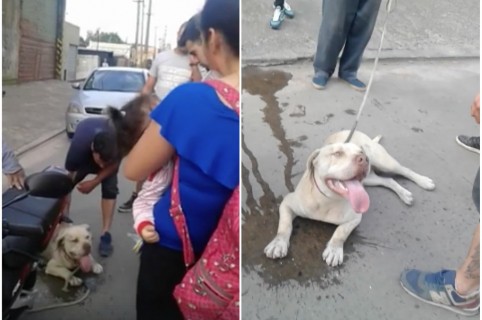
[{"left": 313, "top": 0, "right": 382, "bottom": 79}]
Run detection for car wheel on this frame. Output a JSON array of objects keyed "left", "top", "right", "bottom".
[{"left": 66, "top": 131, "right": 74, "bottom": 139}]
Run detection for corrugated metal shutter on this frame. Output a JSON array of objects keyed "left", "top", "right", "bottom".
[{"left": 18, "top": 0, "right": 57, "bottom": 82}]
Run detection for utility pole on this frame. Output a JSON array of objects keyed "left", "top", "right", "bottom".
[
  {"left": 144, "top": 0, "right": 152, "bottom": 59},
  {"left": 139, "top": 0, "right": 145, "bottom": 67},
  {"left": 134, "top": 0, "right": 141, "bottom": 66},
  {"left": 154, "top": 26, "right": 158, "bottom": 57}
]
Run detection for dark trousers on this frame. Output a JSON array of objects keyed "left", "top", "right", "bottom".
[
  {"left": 136, "top": 243, "right": 186, "bottom": 320},
  {"left": 73, "top": 165, "right": 118, "bottom": 199},
  {"left": 274, "top": 0, "right": 284, "bottom": 8},
  {"left": 313, "top": 0, "right": 382, "bottom": 79}
]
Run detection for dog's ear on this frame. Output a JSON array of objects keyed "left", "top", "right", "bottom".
[
  {"left": 56, "top": 228, "right": 68, "bottom": 250},
  {"left": 306, "top": 149, "right": 320, "bottom": 177}
]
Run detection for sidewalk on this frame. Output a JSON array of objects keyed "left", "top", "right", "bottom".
[
  {"left": 242, "top": 0, "right": 480, "bottom": 65},
  {"left": 2, "top": 80, "right": 74, "bottom": 154}
]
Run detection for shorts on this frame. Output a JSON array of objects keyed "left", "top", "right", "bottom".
[{"left": 73, "top": 164, "right": 119, "bottom": 200}]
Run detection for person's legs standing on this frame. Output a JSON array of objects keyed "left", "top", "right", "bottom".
[
  {"left": 338, "top": 0, "right": 382, "bottom": 89},
  {"left": 136, "top": 244, "right": 186, "bottom": 320},
  {"left": 99, "top": 170, "right": 118, "bottom": 257},
  {"left": 400, "top": 168, "right": 480, "bottom": 316},
  {"left": 312, "top": 0, "right": 353, "bottom": 88}
]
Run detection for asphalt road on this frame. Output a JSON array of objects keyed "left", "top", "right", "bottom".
[
  {"left": 5, "top": 135, "right": 140, "bottom": 320},
  {"left": 241, "top": 59, "right": 480, "bottom": 319}
]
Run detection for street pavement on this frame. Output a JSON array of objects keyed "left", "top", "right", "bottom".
[
  {"left": 7, "top": 135, "right": 139, "bottom": 320},
  {"left": 242, "top": 0, "right": 480, "bottom": 64},
  {"left": 241, "top": 59, "right": 480, "bottom": 319},
  {"left": 2, "top": 80, "right": 74, "bottom": 154}
]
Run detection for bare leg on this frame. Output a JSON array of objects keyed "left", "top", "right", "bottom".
[
  {"left": 136, "top": 180, "right": 144, "bottom": 193},
  {"left": 101, "top": 198, "right": 115, "bottom": 234},
  {"left": 455, "top": 224, "right": 480, "bottom": 295}
]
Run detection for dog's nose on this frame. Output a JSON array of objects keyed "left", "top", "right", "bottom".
[
  {"left": 355, "top": 154, "right": 367, "bottom": 165},
  {"left": 83, "top": 243, "right": 91, "bottom": 255}
]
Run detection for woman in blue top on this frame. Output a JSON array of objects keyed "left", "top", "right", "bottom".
[{"left": 123, "top": 0, "right": 239, "bottom": 318}]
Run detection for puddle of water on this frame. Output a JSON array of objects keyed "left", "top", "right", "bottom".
[
  {"left": 33, "top": 270, "right": 103, "bottom": 308},
  {"left": 242, "top": 202, "right": 366, "bottom": 288},
  {"left": 242, "top": 66, "right": 295, "bottom": 193}
]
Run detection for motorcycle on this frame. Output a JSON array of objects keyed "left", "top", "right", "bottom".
[{"left": 2, "top": 166, "right": 74, "bottom": 320}]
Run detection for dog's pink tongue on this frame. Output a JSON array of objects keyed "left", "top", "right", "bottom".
[
  {"left": 79, "top": 256, "right": 92, "bottom": 272},
  {"left": 343, "top": 179, "right": 370, "bottom": 213}
]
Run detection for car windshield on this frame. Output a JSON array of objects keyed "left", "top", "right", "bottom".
[{"left": 83, "top": 70, "right": 145, "bottom": 92}]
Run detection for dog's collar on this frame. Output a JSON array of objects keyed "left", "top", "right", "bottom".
[{"left": 312, "top": 174, "right": 329, "bottom": 197}]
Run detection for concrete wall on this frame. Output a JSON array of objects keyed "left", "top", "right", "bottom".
[
  {"left": 62, "top": 21, "right": 80, "bottom": 80},
  {"left": 2, "top": 0, "right": 21, "bottom": 82}
]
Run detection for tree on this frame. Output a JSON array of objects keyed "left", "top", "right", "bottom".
[
  {"left": 79, "top": 36, "right": 89, "bottom": 47},
  {"left": 86, "top": 30, "right": 125, "bottom": 44}
]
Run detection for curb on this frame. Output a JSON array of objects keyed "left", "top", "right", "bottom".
[
  {"left": 242, "top": 54, "right": 480, "bottom": 67},
  {"left": 15, "top": 129, "right": 66, "bottom": 157}
]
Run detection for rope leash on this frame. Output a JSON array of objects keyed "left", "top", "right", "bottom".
[{"left": 345, "top": 0, "right": 395, "bottom": 143}]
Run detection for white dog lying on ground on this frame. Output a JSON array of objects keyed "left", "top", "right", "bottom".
[
  {"left": 42, "top": 223, "right": 103, "bottom": 287},
  {"left": 264, "top": 130, "right": 435, "bottom": 267}
]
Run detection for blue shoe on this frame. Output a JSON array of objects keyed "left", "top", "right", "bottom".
[
  {"left": 283, "top": 2, "right": 294, "bottom": 18},
  {"left": 400, "top": 269, "right": 480, "bottom": 316},
  {"left": 99, "top": 232, "right": 113, "bottom": 257},
  {"left": 312, "top": 73, "right": 329, "bottom": 90},
  {"left": 270, "top": 6, "right": 285, "bottom": 29},
  {"left": 339, "top": 76, "right": 367, "bottom": 92}
]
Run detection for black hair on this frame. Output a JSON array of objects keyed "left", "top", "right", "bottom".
[
  {"left": 176, "top": 21, "right": 189, "bottom": 48},
  {"left": 178, "top": 13, "right": 202, "bottom": 47},
  {"left": 92, "top": 131, "right": 118, "bottom": 163},
  {"left": 107, "top": 94, "right": 155, "bottom": 157},
  {"left": 200, "top": 0, "right": 239, "bottom": 57}
]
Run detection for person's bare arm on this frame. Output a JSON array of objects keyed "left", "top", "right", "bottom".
[
  {"left": 124, "top": 121, "right": 175, "bottom": 181},
  {"left": 94, "top": 163, "right": 119, "bottom": 183},
  {"left": 470, "top": 93, "right": 480, "bottom": 124},
  {"left": 141, "top": 75, "right": 156, "bottom": 95}
]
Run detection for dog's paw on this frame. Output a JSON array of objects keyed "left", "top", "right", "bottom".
[
  {"left": 417, "top": 176, "right": 435, "bottom": 191},
  {"left": 69, "top": 276, "right": 83, "bottom": 286},
  {"left": 322, "top": 242, "right": 344, "bottom": 267},
  {"left": 264, "top": 236, "right": 289, "bottom": 259},
  {"left": 399, "top": 189, "right": 414, "bottom": 206},
  {"left": 92, "top": 263, "right": 103, "bottom": 274}
]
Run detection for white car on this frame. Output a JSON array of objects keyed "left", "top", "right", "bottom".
[{"left": 66, "top": 67, "right": 149, "bottom": 138}]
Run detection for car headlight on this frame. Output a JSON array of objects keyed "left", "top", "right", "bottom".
[{"left": 67, "top": 103, "right": 82, "bottom": 114}]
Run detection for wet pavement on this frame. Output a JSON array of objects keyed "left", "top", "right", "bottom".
[{"left": 241, "top": 59, "right": 480, "bottom": 319}]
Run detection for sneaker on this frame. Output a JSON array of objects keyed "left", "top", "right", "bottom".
[
  {"left": 283, "top": 2, "right": 295, "bottom": 18},
  {"left": 339, "top": 76, "right": 366, "bottom": 91},
  {"left": 456, "top": 135, "right": 480, "bottom": 154},
  {"left": 312, "top": 73, "right": 329, "bottom": 90},
  {"left": 118, "top": 192, "right": 137, "bottom": 213},
  {"left": 400, "top": 269, "right": 480, "bottom": 316},
  {"left": 99, "top": 232, "right": 113, "bottom": 257},
  {"left": 270, "top": 6, "right": 285, "bottom": 29}
]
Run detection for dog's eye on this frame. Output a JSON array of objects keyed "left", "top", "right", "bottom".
[
  {"left": 333, "top": 151, "right": 343, "bottom": 157},
  {"left": 72, "top": 239, "right": 79, "bottom": 243}
]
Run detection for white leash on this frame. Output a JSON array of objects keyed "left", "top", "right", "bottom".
[{"left": 345, "top": 0, "right": 395, "bottom": 143}]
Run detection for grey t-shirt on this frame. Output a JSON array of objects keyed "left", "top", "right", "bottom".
[{"left": 149, "top": 50, "right": 191, "bottom": 99}]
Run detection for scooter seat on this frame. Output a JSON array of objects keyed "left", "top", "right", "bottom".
[
  {"left": 3, "top": 188, "right": 62, "bottom": 242},
  {"left": 3, "top": 188, "right": 63, "bottom": 268}
]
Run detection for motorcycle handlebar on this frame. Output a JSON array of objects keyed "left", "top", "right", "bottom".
[{"left": 2, "top": 220, "right": 43, "bottom": 238}]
